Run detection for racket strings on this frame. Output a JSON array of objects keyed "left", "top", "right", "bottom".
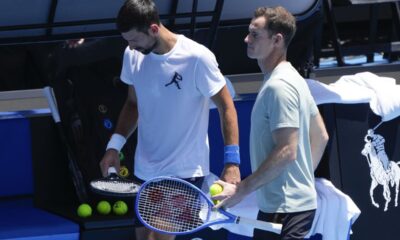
[
  {"left": 137, "top": 180, "right": 207, "bottom": 233},
  {"left": 91, "top": 180, "right": 139, "bottom": 193}
]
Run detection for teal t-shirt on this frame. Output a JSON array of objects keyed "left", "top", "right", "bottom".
[{"left": 250, "top": 61, "right": 318, "bottom": 213}]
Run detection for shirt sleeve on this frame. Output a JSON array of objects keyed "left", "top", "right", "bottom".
[
  {"left": 309, "top": 96, "right": 319, "bottom": 117},
  {"left": 266, "top": 80, "right": 300, "bottom": 131},
  {"left": 120, "top": 47, "right": 135, "bottom": 85},
  {"left": 194, "top": 47, "right": 226, "bottom": 97}
]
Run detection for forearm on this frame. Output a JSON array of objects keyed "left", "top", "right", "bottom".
[
  {"left": 212, "top": 86, "right": 240, "bottom": 183},
  {"left": 311, "top": 138, "right": 328, "bottom": 171},
  {"left": 218, "top": 98, "right": 240, "bottom": 183},
  {"left": 101, "top": 87, "right": 137, "bottom": 176},
  {"left": 241, "top": 144, "right": 295, "bottom": 194},
  {"left": 114, "top": 98, "right": 138, "bottom": 139},
  {"left": 219, "top": 104, "right": 239, "bottom": 145}
]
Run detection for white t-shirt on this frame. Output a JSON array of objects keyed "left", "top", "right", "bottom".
[{"left": 120, "top": 35, "right": 226, "bottom": 180}]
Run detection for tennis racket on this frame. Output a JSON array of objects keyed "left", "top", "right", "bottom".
[
  {"left": 90, "top": 167, "right": 140, "bottom": 197},
  {"left": 135, "top": 176, "right": 282, "bottom": 235},
  {"left": 43, "top": 86, "right": 88, "bottom": 203}
]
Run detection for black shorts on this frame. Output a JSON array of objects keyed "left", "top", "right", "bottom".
[
  {"left": 253, "top": 209, "right": 315, "bottom": 240},
  {"left": 132, "top": 175, "right": 205, "bottom": 227}
]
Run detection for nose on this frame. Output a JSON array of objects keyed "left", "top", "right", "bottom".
[{"left": 244, "top": 34, "right": 250, "bottom": 43}]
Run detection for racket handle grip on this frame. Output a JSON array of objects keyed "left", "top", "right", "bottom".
[
  {"left": 108, "top": 167, "right": 117, "bottom": 175},
  {"left": 237, "top": 217, "right": 282, "bottom": 234}
]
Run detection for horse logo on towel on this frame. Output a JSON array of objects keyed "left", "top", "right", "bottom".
[{"left": 361, "top": 129, "right": 400, "bottom": 211}]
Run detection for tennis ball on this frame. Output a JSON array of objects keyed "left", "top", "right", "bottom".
[
  {"left": 119, "top": 166, "right": 129, "bottom": 177},
  {"left": 209, "top": 183, "right": 223, "bottom": 205},
  {"left": 119, "top": 152, "right": 125, "bottom": 161},
  {"left": 77, "top": 203, "right": 92, "bottom": 218},
  {"left": 113, "top": 200, "right": 128, "bottom": 215},
  {"left": 97, "top": 200, "right": 111, "bottom": 215},
  {"left": 210, "top": 183, "right": 223, "bottom": 196}
]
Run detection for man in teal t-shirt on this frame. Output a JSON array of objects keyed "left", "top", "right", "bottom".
[{"left": 213, "top": 6, "right": 329, "bottom": 240}]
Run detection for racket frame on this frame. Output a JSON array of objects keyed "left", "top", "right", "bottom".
[
  {"left": 135, "top": 176, "right": 282, "bottom": 235},
  {"left": 43, "top": 86, "right": 88, "bottom": 203}
]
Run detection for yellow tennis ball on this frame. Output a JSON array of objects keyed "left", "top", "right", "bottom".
[
  {"left": 209, "top": 183, "right": 223, "bottom": 205},
  {"left": 113, "top": 200, "right": 128, "bottom": 215},
  {"left": 97, "top": 200, "right": 111, "bottom": 215},
  {"left": 119, "top": 166, "right": 129, "bottom": 177},
  {"left": 77, "top": 203, "right": 92, "bottom": 218},
  {"left": 209, "top": 183, "right": 223, "bottom": 196}
]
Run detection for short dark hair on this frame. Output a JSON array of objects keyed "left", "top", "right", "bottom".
[
  {"left": 254, "top": 6, "right": 296, "bottom": 47},
  {"left": 116, "top": 0, "right": 161, "bottom": 33}
]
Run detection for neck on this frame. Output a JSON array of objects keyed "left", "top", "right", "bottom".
[
  {"left": 153, "top": 24, "right": 177, "bottom": 54},
  {"left": 257, "top": 50, "right": 287, "bottom": 75}
]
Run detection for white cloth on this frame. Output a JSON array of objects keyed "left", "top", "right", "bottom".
[
  {"left": 306, "top": 72, "right": 400, "bottom": 122},
  {"left": 202, "top": 173, "right": 259, "bottom": 236},
  {"left": 306, "top": 78, "right": 374, "bottom": 105},
  {"left": 203, "top": 175, "right": 361, "bottom": 239},
  {"left": 120, "top": 35, "right": 226, "bottom": 180},
  {"left": 305, "top": 178, "right": 361, "bottom": 240}
]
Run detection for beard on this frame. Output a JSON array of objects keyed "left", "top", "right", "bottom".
[{"left": 138, "top": 38, "right": 158, "bottom": 55}]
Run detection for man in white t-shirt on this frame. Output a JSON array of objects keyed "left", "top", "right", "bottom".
[
  {"left": 212, "top": 6, "right": 329, "bottom": 240},
  {"left": 99, "top": 0, "right": 241, "bottom": 239}
]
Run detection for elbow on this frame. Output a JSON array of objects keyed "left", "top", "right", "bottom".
[
  {"left": 322, "top": 131, "right": 329, "bottom": 146},
  {"left": 288, "top": 152, "right": 297, "bottom": 163},
  {"left": 287, "top": 146, "right": 298, "bottom": 163},
  {"left": 276, "top": 144, "right": 297, "bottom": 164}
]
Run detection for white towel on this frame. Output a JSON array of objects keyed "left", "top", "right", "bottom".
[
  {"left": 307, "top": 72, "right": 400, "bottom": 122},
  {"left": 306, "top": 78, "right": 374, "bottom": 105},
  {"left": 305, "top": 178, "right": 361, "bottom": 240}
]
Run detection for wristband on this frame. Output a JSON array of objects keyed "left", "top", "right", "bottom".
[
  {"left": 106, "top": 133, "right": 127, "bottom": 152},
  {"left": 224, "top": 145, "right": 240, "bottom": 165}
]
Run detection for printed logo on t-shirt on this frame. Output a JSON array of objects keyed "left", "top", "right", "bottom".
[{"left": 165, "top": 72, "right": 183, "bottom": 89}]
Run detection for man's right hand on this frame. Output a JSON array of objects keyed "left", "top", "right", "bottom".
[{"left": 99, "top": 149, "right": 120, "bottom": 177}]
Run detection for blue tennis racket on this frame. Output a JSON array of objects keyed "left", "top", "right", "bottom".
[{"left": 135, "top": 176, "right": 282, "bottom": 235}]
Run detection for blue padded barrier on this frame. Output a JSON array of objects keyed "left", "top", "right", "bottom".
[
  {"left": 0, "top": 198, "right": 79, "bottom": 240},
  {"left": 227, "top": 233, "right": 251, "bottom": 240},
  {"left": 0, "top": 114, "right": 79, "bottom": 240},
  {"left": 0, "top": 117, "right": 33, "bottom": 197}
]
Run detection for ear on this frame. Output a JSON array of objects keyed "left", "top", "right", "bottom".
[
  {"left": 149, "top": 24, "right": 159, "bottom": 35},
  {"left": 274, "top": 33, "right": 284, "bottom": 46}
]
